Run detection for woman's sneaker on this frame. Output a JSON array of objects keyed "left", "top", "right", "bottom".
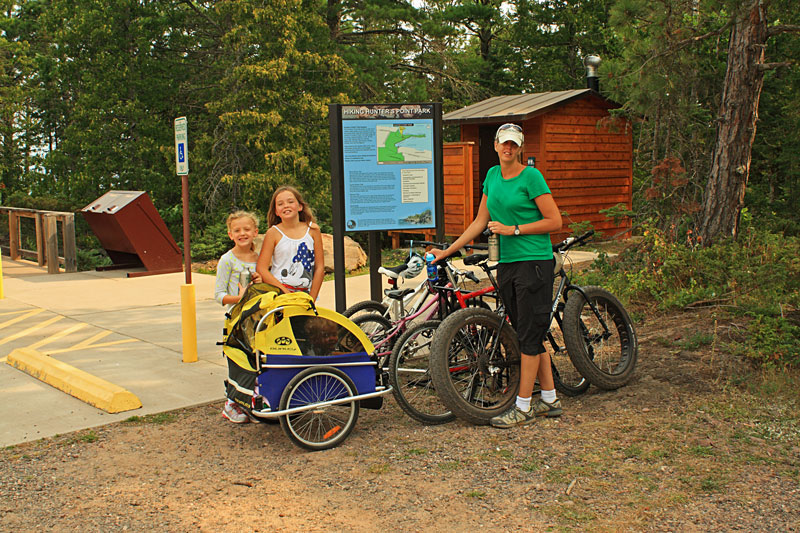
[
  {"left": 532, "top": 398, "right": 562, "bottom": 418},
  {"left": 490, "top": 405, "right": 536, "bottom": 428},
  {"left": 222, "top": 400, "right": 249, "bottom": 424}
]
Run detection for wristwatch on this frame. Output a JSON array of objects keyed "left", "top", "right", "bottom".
[{"left": 514, "top": 224, "right": 521, "bottom": 236}]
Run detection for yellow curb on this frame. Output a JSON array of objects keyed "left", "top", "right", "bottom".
[{"left": 6, "top": 347, "right": 142, "bottom": 414}]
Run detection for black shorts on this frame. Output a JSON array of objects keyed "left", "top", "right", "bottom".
[{"left": 498, "top": 259, "right": 554, "bottom": 355}]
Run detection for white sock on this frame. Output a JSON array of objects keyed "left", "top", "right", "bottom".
[
  {"left": 541, "top": 389, "right": 557, "bottom": 404},
  {"left": 516, "top": 396, "right": 531, "bottom": 412}
]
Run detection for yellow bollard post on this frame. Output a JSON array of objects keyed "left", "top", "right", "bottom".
[
  {"left": 0, "top": 252, "right": 4, "bottom": 299},
  {"left": 180, "top": 283, "right": 198, "bottom": 363}
]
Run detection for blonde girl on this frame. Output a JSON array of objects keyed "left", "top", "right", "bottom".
[
  {"left": 214, "top": 210, "right": 265, "bottom": 424},
  {"left": 214, "top": 211, "right": 263, "bottom": 309},
  {"left": 256, "top": 185, "right": 325, "bottom": 300}
]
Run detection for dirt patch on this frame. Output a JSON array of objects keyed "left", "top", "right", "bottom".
[{"left": 1, "top": 309, "right": 798, "bottom": 531}]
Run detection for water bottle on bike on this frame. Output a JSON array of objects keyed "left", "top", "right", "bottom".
[{"left": 425, "top": 252, "right": 438, "bottom": 282}]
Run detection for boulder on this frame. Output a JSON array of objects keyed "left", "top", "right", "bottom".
[
  {"left": 254, "top": 232, "right": 366, "bottom": 273},
  {"left": 321, "top": 233, "right": 367, "bottom": 273}
]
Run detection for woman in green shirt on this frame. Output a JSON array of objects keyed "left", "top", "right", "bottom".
[{"left": 430, "top": 123, "right": 563, "bottom": 428}]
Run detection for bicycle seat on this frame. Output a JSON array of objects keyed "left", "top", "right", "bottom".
[
  {"left": 463, "top": 253, "right": 488, "bottom": 266},
  {"left": 385, "top": 288, "right": 415, "bottom": 300}
]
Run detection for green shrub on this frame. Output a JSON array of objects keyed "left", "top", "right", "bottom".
[
  {"left": 191, "top": 221, "right": 232, "bottom": 261},
  {"left": 76, "top": 248, "right": 112, "bottom": 271},
  {"left": 575, "top": 222, "right": 800, "bottom": 369},
  {"left": 728, "top": 314, "right": 800, "bottom": 370}
]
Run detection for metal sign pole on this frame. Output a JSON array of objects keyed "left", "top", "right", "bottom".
[{"left": 175, "top": 116, "right": 197, "bottom": 363}]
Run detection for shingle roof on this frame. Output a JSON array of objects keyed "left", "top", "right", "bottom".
[{"left": 443, "top": 89, "right": 611, "bottom": 125}]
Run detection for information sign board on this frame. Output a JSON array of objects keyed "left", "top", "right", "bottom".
[{"left": 341, "top": 104, "right": 436, "bottom": 231}]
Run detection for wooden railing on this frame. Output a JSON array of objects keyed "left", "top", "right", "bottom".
[{"left": 0, "top": 207, "right": 77, "bottom": 273}]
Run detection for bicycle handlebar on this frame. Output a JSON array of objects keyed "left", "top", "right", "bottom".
[{"left": 553, "top": 230, "right": 594, "bottom": 252}]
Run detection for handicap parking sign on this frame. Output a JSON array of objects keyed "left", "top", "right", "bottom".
[{"left": 174, "top": 117, "right": 189, "bottom": 175}]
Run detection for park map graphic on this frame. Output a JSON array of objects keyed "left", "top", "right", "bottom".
[{"left": 376, "top": 125, "right": 432, "bottom": 164}]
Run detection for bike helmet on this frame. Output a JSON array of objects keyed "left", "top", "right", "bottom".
[{"left": 401, "top": 252, "right": 425, "bottom": 279}]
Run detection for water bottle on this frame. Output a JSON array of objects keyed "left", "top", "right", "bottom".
[
  {"left": 488, "top": 233, "right": 500, "bottom": 261},
  {"left": 425, "top": 253, "right": 438, "bottom": 282},
  {"left": 239, "top": 269, "right": 252, "bottom": 288}
]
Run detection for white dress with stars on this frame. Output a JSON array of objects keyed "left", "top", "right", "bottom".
[{"left": 270, "top": 223, "right": 315, "bottom": 291}]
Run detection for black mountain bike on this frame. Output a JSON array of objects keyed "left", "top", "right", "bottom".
[{"left": 429, "top": 231, "right": 638, "bottom": 425}]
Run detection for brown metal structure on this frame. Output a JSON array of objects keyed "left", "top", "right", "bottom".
[{"left": 82, "top": 191, "right": 182, "bottom": 277}]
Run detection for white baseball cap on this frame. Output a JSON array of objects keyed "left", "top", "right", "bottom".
[{"left": 495, "top": 123, "right": 524, "bottom": 146}]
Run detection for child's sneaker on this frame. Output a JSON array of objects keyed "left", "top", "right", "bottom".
[
  {"left": 222, "top": 400, "right": 249, "bottom": 424},
  {"left": 532, "top": 398, "right": 562, "bottom": 418}
]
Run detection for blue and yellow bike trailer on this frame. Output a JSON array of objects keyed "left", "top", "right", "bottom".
[{"left": 221, "top": 285, "right": 391, "bottom": 451}]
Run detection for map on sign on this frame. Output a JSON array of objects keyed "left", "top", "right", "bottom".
[{"left": 376, "top": 125, "right": 432, "bottom": 164}]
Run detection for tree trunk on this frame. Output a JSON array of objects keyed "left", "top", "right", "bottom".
[{"left": 699, "top": 0, "right": 767, "bottom": 244}]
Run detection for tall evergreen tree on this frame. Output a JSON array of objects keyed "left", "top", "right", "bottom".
[
  {"left": 605, "top": 0, "right": 800, "bottom": 242},
  {"left": 201, "top": 0, "right": 354, "bottom": 228}
]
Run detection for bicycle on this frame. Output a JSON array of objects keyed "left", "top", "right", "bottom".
[
  {"left": 343, "top": 240, "right": 493, "bottom": 322},
  {"left": 355, "top": 245, "right": 499, "bottom": 425},
  {"left": 429, "top": 230, "right": 638, "bottom": 425},
  {"left": 342, "top": 245, "right": 427, "bottom": 321}
]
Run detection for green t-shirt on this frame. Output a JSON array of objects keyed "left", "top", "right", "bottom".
[{"left": 483, "top": 165, "right": 553, "bottom": 262}]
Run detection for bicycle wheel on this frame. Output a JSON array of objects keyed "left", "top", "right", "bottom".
[
  {"left": 278, "top": 366, "right": 359, "bottom": 451},
  {"left": 388, "top": 320, "right": 455, "bottom": 425},
  {"left": 551, "top": 357, "right": 590, "bottom": 397},
  {"left": 343, "top": 300, "right": 388, "bottom": 320},
  {"left": 562, "top": 286, "right": 638, "bottom": 390},
  {"left": 548, "top": 324, "right": 590, "bottom": 397},
  {"left": 430, "top": 307, "right": 520, "bottom": 425},
  {"left": 351, "top": 313, "right": 395, "bottom": 367}
]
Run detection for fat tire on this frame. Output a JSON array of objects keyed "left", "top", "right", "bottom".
[
  {"left": 278, "top": 366, "right": 359, "bottom": 451},
  {"left": 429, "top": 307, "right": 520, "bottom": 425},
  {"left": 562, "top": 286, "right": 637, "bottom": 390},
  {"left": 548, "top": 316, "right": 590, "bottom": 397},
  {"left": 388, "top": 320, "right": 455, "bottom": 425}
]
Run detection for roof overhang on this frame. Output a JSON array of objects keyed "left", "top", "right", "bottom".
[{"left": 443, "top": 89, "right": 621, "bottom": 126}]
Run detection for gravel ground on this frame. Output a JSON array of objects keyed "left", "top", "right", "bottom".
[{"left": 2, "top": 309, "right": 799, "bottom": 532}]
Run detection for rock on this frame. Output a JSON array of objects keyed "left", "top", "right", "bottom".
[
  {"left": 253, "top": 232, "right": 366, "bottom": 273},
  {"left": 320, "top": 233, "right": 367, "bottom": 273}
]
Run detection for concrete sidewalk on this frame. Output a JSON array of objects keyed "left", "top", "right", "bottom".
[
  {"left": 0, "top": 256, "right": 387, "bottom": 446},
  {"left": 0, "top": 249, "right": 597, "bottom": 446}
]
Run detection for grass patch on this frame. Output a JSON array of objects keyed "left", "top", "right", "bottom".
[
  {"left": 521, "top": 457, "right": 543, "bottom": 472},
  {"left": 688, "top": 445, "right": 714, "bottom": 457},
  {"left": 624, "top": 444, "right": 644, "bottom": 459},
  {"left": 438, "top": 461, "right": 462, "bottom": 472},
  {"left": 122, "top": 412, "right": 177, "bottom": 425},
  {"left": 404, "top": 447, "right": 428, "bottom": 457},
  {"left": 68, "top": 431, "right": 98, "bottom": 444},
  {"left": 544, "top": 502, "right": 597, "bottom": 525},
  {"left": 699, "top": 476, "right": 725, "bottom": 492},
  {"left": 367, "top": 463, "right": 392, "bottom": 474},
  {"left": 676, "top": 331, "right": 714, "bottom": 350}
]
